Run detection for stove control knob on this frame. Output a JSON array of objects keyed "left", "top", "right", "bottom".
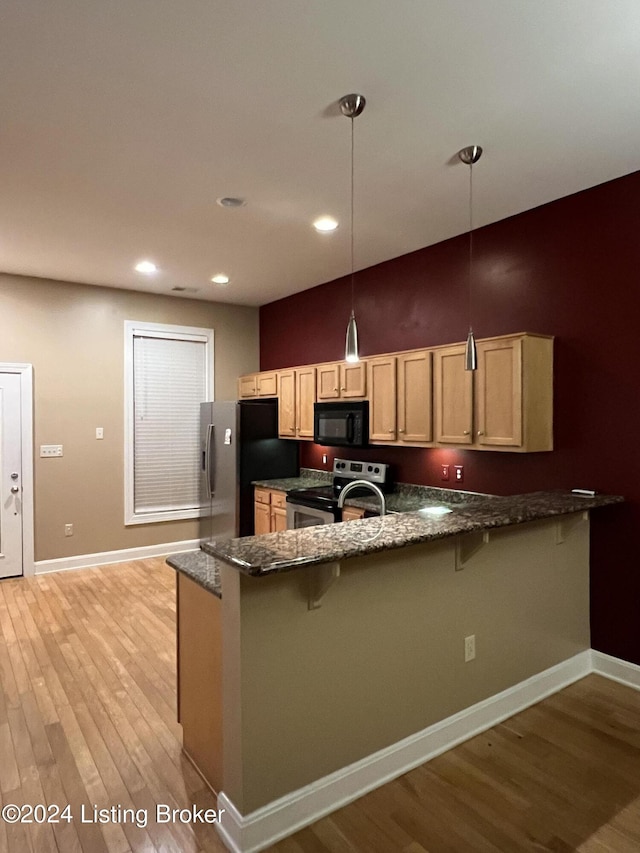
[
  {"left": 367, "top": 465, "right": 373, "bottom": 472},
  {"left": 374, "top": 467, "right": 380, "bottom": 473}
]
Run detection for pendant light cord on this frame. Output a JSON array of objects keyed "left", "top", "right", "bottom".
[
  {"left": 468, "top": 161, "right": 473, "bottom": 334},
  {"left": 350, "top": 115, "right": 355, "bottom": 316}
]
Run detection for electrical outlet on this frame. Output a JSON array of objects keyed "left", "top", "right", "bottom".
[
  {"left": 440, "top": 464, "right": 450, "bottom": 481},
  {"left": 464, "top": 634, "right": 476, "bottom": 662},
  {"left": 96, "top": 427, "right": 104, "bottom": 439},
  {"left": 64, "top": 523, "right": 73, "bottom": 537},
  {"left": 40, "top": 445, "right": 63, "bottom": 457},
  {"left": 454, "top": 464, "right": 464, "bottom": 483},
  {"left": 322, "top": 454, "right": 328, "bottom": 465}
]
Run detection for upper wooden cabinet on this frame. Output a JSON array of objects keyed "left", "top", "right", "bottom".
[
  {"left": 238, "top": 332, "right": 552, "bottom": 452},
  {"left": 369, "top": 351, "right": 433, "bottom": 445},
  {"left": 238, "top": 371, "right": 278, "bottom": 399},
  {"left": 317, "top": 361, "right": 366, "bottom": 400},
  {"left": 434, "top": 333, "right": 553, "bottom": 452},
  {"left": 277, "top": 366, "right": 316, "bottom": 440},
  {"left": 433, "top": 344, "right": 474, "bottom": 444}
]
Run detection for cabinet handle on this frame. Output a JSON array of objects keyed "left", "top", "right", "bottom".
[
  {"left": 341, "top": 387, "right": 346, "bottom": 391},
  {"left": 463, "top": 430, "right": 470, "bottom": 435},
  {"left": 290, "top": 427, "right": 295, "bottom": 432},
  {"left": 477, "top": 430, "right": 484, "bottom": 436},
  {"left": 388, "top": 429, "right": 395, "bottom": 433},
  {"left": 333, "top": 387, "right": 338, "bottom": 392},
  {"left": 399, "top": 428, "right": 405, "bottom": 433}
]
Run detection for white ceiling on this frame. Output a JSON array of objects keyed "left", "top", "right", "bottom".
[{"left": 2, "top": 1, "right": 640, "bottom": 307}]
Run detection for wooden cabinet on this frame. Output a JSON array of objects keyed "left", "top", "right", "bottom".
[
  {"left": 254, "top": 487, "right": 288, "bottom": 533},
  {"left": 238, "top": 371, "right": 278, "bottom": 399},
  {"left": 239, "top": 332, "right": 552, "bottom": 453},
  {"left": 278, "top": 367, "right": 316, "bottom": 440},
  {"left": 433, "top": 344, "right": 474, "bottom": 444},
  {"left": 368, "top": 350, "right": 432, "bottom": 445},
  {"left": 434, "top": 333, "right": 553, "bottom": 452},
  {"left": 317, "top": 361, "right": 366, "bottom": 399},
  {"left": 341, "top": 506, "right": 366, "bottom": 522}
]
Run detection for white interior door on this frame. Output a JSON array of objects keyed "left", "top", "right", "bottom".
[{"left": 0, "top": 372, "right": 23, "bottom": 578}]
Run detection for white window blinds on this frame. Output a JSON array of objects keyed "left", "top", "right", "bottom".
[{"left": 124, "top": 322, "right": 214, "bottom": 525}]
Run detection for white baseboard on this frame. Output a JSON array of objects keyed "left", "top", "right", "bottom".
[
  {"left": 34, "top": 539, "right": 201, "bottom": 575},
  {"left": 591, "top": 649, "right": 640, "bottom": 691},
  {"left": 216, "top": 650, "right": 592, "bottom": 853}
]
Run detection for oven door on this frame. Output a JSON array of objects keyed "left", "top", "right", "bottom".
[{"left": 286, "top": 501, "right": 337, "bottom": 529}]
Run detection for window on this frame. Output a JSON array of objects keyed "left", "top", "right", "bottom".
[{"left": 124, "top": 321, "right": 214, "bottom": 525}]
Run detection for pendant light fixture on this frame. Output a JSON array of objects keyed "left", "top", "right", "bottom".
[
  {"left": 340, "top": 93, "right": 366, "bottom": 363},
  {"left": 458, "top": 144, "right": 483, "bottom": 371}
]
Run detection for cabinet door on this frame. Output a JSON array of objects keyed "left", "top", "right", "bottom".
[
  {"left": 434, "top": 345, "right": 473, "bottom": 444},
  {"left": 397, "top": 350, "right": 432, "bottom": 443},
  {"left": 256, "top": 371, "right": 277, "bottom": 397},
  {"left": 341, "top": 506, "right": 366, "bottom": 521},
  {"left": 476, "top": 338, "right": 522, "bottom": 447},
  {"left": 238, "top": 374, "right": 257, "bottom": 398},
  {"left": 368, "top": 356, "right": 397, "bottom": 442},
  {"left": 340, "top": 362, "right": 367, "bottom": 397},
  {"left": 271, "top": 506, "right": 288, "bottom": 532},
  {"left": 316, "top": 364, "right": 340, "bottom": 399},
  {"left": 254, "top": 500, "right": 271, "bottom": 535},
  {"left": 296, "top": 367, "right": 316, "bottom": 439},
  {"left": 278, "top": 370, "right": 296, "bottom": 437}
]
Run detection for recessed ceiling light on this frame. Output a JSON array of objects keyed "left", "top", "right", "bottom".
[
  {"left": 211, "top": 274, "right": 230, "bottom": 285},
  {"left": 313, "top": 216, "right": 339, "bottom": 233},
  {"left": 216, "top": 197, "right": 246, "bottom": 208},
  {"left": 135, "top": 260, "right": 158, "bottom": 274}
]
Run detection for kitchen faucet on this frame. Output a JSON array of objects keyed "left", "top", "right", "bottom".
[{"left": 337, "top": 480, "right": 386, "bottom": 517}]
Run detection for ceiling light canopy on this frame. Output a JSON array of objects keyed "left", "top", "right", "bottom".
[
  {"left": 134, "top": 260, "right": 158, "bottom": 274},
  {"left": 211, "top": 274, "right": 230, "bottom": 285},
  {"left": 313, "top": 216, "right": 339, "bottom": 233}
]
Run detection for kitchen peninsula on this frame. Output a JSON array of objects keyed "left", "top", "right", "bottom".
[{"left": 169, "top": 486, "right": 622, "bottom": 853}]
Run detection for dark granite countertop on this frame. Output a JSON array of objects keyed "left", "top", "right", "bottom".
[
  {"left": 203, "top": 490, "right": 623, "bottom": 575},
  {"left": 166, "top": 550, "right": 223, "bottom": 598},
  {"left": 252, "top": 467, "right": 331, "bottom": 492}
]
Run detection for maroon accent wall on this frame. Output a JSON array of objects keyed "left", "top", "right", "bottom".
[{"left": 260, "top": 171, "right": 640, "bottom": 666}]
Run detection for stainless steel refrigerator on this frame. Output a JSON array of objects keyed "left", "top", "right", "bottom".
[{"left": 199, "top": 399, "right": 299, "bottom": 542}]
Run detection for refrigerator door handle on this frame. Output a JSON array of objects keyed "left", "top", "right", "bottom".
[{"left": 205, "top": 423, "right": 215, "bottom": 498}]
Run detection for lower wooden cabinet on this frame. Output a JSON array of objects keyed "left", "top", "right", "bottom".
[
  {"left": 177, "top": 573, "right": 223, "bottom": 793},
  {"left": 254, "top": 487, "right": 288, "bottom": 533},
  {"left": 341, "top": 506, "right": 366, "bottom": 522}
]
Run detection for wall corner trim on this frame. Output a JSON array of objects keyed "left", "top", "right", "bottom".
[
  {"left": 34, "top": 538, "right": 202, "bottom": 574},
  {"left": 215, "top": 650, "right": 592, "bottom": 853}
]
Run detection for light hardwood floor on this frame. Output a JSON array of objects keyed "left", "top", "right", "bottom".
[{"left": 2, "top": 559, "right": 640, "bottom": 853}]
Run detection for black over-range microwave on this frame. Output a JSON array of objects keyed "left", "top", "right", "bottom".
[{"left": 313, "top": 401, "right": 369, "bottom": 448}]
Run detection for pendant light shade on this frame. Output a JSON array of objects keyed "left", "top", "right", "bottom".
[
  {"left": 340, "top": 93, "right": 366, "bottom": 363},
  {"left": 458, "top": 144, "right": 483, "bottom": 371},
  {"left": 345, "top": 310, "right": 359, "bottom": 363},
  {"left": 465, "top": 328, "right": 478, "bottom": 371}
]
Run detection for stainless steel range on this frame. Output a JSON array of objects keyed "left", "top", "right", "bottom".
[{"left": 286, "top": 458, "right": 393, "bottom": 529}]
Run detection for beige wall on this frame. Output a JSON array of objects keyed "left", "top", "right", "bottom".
[
  {"left": 0, "top": 274, "right": 259, "bottom": 561},
  {"left": 220, "top": 515, "right": 590, "bottom": 813}
]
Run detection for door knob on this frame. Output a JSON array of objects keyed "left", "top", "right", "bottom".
[
  {"left": 10, "top": 486, "right": 19, "bottom": 493},
  {"left": 10, "top": 472, "right": 19, "bottom": 480}
]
